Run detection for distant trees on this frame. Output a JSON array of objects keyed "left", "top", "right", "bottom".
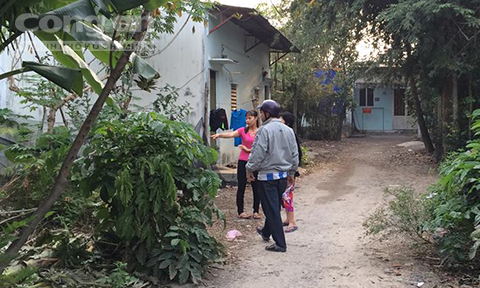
[{"left": 265, "top": 0, "right": 480, "bottom": 153}]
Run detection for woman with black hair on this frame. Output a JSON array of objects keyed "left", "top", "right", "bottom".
[
  {"left": 211, "top": 110, "right": 261, "bottom": 219},
  {"left": 280, "top": 111, "right": 302, "bottom": 233}
]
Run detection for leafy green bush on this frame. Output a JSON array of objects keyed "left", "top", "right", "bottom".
[
  {"left": 301, "top": 146, "right": 309, "bottom": 166},
  {"left": 366, "top": 109, "right": 480, "bottom": 269},
  {"left": 424, "top": 110, "right": 480, "bottom": 265},
  {"left": 2, "top": 127, "right": 73, "bottom": 207},
  {"left": 105, "top": 261, "right": 140, "bottom": 288},
  {"left": 0, "top": 217, "right": 37, "bottom": 287},
  {"left": 1, "top": 127, "right": 94, "bottom": 230},
  {"left": 80, "top": 112, "right": 224, "bottom": 284},
  {"left": 363, "top": 187, "right": 433, "bottom": 243}
]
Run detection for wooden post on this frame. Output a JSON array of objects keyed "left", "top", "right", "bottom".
[
  {"left": 293, "top": 82, "right": 298, "bottom": 133},
  {"left": 204, "top": 82, "right": 209, "bottom": 145}
]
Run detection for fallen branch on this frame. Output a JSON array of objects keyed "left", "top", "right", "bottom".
[
  {"left": 0, "top": 211, "right": 32, "bottom": 225},
  {"left": 0, "top": 208, "right": 36, "bottom": 215}
]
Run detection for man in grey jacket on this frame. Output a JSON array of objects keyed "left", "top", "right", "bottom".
[{"left": 246, "top": 100, "right": 299, "bottom": 252}]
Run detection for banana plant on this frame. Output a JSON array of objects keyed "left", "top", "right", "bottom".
[
  {"left": 0, "top": 0, "right": 181, "bottom": 274},
  {"left": 1, "top": 0, "right": 165, "bottom": 96}
]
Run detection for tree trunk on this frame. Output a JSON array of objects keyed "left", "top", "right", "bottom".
[
  {"left": 274, "top": 54, "right": 278, "bottom": 89},
  {"left": 452, "top": 72, "right": 459, "bottom": 128},
  {"left": 59, "top": 108, "right": 68, "bottom": 128},
  {"left": 405, "top": 44, "right": 434, "bottom": 153},
  {"left": 409, "top": 74, "right": 435, "bottom": 153},
  {"left": 0, "top": 10, "right": 152, "bottom": 274},
  {"left": 46, "top": 108, "right": 56, "bottom": 134},
  {"left": 434, "top": 88, "right": 444, "bottom": 162},
  {"left": 469, "top": 77, "right": 474, "bottom": 140},
  {"left": 292, "top": 83, "right": 298, "bottom": 133},
  {"left": 442, "top": 76, "right": 453, "bottom": 154}
]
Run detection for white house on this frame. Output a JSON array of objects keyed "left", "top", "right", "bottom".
[
  {"left": 352, "top": 76, "right": 416, "bottom": 133},
  {"left": 137, "top": 4, "right": 298, "bottom": 164},
  {"left": 0, "top": 4, "right": 297, "bottom": 165}
]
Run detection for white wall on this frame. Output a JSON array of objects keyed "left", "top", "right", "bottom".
[
  {"left": 0, "top": 35, "right": 64, "bottom": 128},
  {"left": 133, "top": 14, "right": 206, "bottom": 128},
  {"left": 206, "top": 18, "right": 270, "bottom": 164},
  {"left": 0, "top": 14, "right": 273, "bottom": 166}
]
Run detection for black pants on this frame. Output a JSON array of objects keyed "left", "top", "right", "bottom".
[
  {"left": 259, "top": 178, "right": 287, "bottom": 250},
  {"left": 237, "top": 160, "right": 260, "bottom": 215}
]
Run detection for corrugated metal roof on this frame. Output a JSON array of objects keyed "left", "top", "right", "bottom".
[{"left": 210, "top": 4, "right": 299, "bottom": 53}]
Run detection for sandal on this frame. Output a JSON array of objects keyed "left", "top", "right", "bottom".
[
  {"left": 253, "top": 213, "right": 262, "bottom": 219},
  {"left": 238, "top": 212, "right": 251, "bottom": 219},
  {"left": 282, "top": 222, "right": 289, "bottom": 227},
  {"left": 285, "top": 225, "right": 298, "bottom": 233}
]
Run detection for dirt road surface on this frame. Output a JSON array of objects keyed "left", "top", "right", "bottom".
[{"left": 202, "top": 135, "right": 453, "bottom": 288}]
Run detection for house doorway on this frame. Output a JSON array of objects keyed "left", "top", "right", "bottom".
[
  {"left": 393, "top": 88, "right": 408, "bottom": 130},
  {"left": 210, "top": 70, "right": 217, "bottom": 148},
  {"left": 210, "top": 70, "right": 217, "bottom": 110}
]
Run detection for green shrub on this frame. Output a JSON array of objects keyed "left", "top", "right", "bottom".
[
  {"left": 1, "top": 126, "right": 95, "bottom": 230},
  {"left": 363, "top": 187, "right": 433, "bottom": 244},
  {"left": 2, "top": 126, "right": 73, "bottom": 208},
  {"left": 424, "top": 111, "right": 480, "bottom": 265},
  {"left": 80, "top": 112, "right": 224, "bottom": 284},
  {"left": 301, "top": 146, "right": 309, "bottom": 166},
  {"left": 366, "top": 109, "right": 480, "bottom": 269},
  {"left": 105, "top": 262, "right": 140, "bottom": 288}
]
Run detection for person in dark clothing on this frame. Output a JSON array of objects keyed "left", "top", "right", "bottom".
[
  {"left": 280, "top": 112, "right": 302, "bottom": 233},
  {"left": 247, "top": 100, "right": 298, "bottom": 253}
]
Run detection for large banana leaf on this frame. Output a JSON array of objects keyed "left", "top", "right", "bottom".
[
  {"left": 23, "top": 0, "right": 98, "bottom": 31},
  {"left": 35, "top": 30, "right": 104, "bottom": 94},
  {"left": 70, "top": 22, "right": 159, "bottom": 80},
  {"left": 23, "top": 61, "right": 83, "bottom": 96},
  {"left": 143, "top": 0, "right": 169, "bottom": 11},
  {"left": 46, "top": 0, "right": 96, "bottom": 18},
  {"left": 69, "top": 22, "right": 122, "bottom": 66},
  {"left": 109, "top": 0, "right": 149, "bottom": 13},
  {"left": 91, "top": 0, "right": 112, "bottom": 18},
  {"left": 131, "top": 54, "right": 159, "bottom": 80}
]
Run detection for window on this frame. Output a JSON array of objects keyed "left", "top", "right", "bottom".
[
  {"left": 359, "top": 88, "right": 374, "bottom": 106},
  {"left": 394, "top": 89, "right": 406, "bottom": 116},
  {"left": 230, "top": 84, "right": 237, "bottom": 111}
]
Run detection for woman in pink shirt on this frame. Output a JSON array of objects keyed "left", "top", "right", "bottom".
[{"left": 211, "top": 110, "right": 260, "bottom": 219}]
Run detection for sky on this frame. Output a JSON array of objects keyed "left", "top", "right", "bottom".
[
  {"left": 216, "top": 0, "right": 374, "bottom": 59},
  {"left": 216, "top": 0, "right": 280, "bottom": 8}
]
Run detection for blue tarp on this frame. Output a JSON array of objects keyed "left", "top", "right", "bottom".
[
  {"left": 313, "top": 69, "right": 343, "bottom": 115},
  {"left": 313, "top": 69, "right": 341, "bottom": 93}
]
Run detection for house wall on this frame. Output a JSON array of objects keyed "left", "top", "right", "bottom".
[
  {"left": 0, "top": 37, "right": 65, "bottom": 127},
  {"left": 133, "top": 13, "right": 206, "bottom": 127},
  {"left": 135, "top": 14, "right": 271, "bottom": 165},
  {"left": 353, "top": 87, "right": 394, "bottom": 131},
  {"left": 206, "top": 18, "right": 270, "bottom": 165},
  {"left": 0, "top": 13, "right": 273, "bottom": 166}
]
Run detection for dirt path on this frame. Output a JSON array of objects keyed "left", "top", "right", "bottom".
[{"left": 203, "top": 135, "right": 445, "bottom": 288}]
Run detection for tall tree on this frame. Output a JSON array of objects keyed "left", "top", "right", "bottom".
[
  {"left": 291, "top": 0, "right": 480, "bottom": 154},
  {"left": 0, "top": 0, "right": 209, "bottom": 272}
]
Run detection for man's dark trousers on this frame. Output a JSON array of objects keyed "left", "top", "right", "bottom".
[{"left": 259, "top": 178, "right": 287, "bottom": 250}]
